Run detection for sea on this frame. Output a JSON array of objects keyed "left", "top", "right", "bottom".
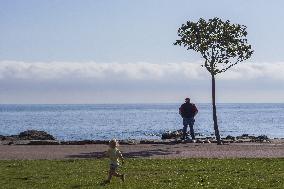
[{"left": 0, "top": 103, "right": 283, "bottom": 141}]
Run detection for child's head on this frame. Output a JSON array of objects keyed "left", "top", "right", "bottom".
[{"left": 109, "top": 139, "right": 119, "bottom": 148}]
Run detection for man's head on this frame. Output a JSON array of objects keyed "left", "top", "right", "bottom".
[{"left": 185, "top": 97, "right": 190, "bottom": 103}]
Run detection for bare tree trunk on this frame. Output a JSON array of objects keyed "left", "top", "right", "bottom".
[{"left": 211, "top": 74, "right": 222, "bottom": 144}]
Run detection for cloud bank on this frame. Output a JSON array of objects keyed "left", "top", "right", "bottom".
[
  {"left": 0, "top": 61, "right": 283, "bottom": 103},
  {"left": 1, "top": 61, "right": 284, "bottom": 81}
]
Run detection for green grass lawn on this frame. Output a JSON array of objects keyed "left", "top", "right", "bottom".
[{"left": 0, "top": 158, "right": 283, "bottom": 189}]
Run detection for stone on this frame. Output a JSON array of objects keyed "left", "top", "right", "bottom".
[
  {"left": 27, "top": 140, "right": 60, "bottom": 145},
  {"left": 204, "top": 139, "right": 211, "bottom": 143},
  {"left": 256, "top": 135, "right": 269, "bottom": 141},
  {"left": 60, "top": 140, "right": 105, "bottom": 145},
  {"left": 196, "top": 139, "right": 204, "bottom": 143},
  {"left": 222, "top": 139, "right": 234, "bottom": 143},
  {"left": 18, "top": 130, "right": 55, "bottom": 140},
  {"left": 225, "top": 135, "right": 236, "bottom": 141},
  {"left": 118, "top": 140, "right": 138, "bottom": 145},
  {"left": 162, "top": 129, "right": 184, "bottom": 139}
]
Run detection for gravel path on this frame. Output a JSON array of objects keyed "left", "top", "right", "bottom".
[{"left": 0, "top": 141, "right": 283, "bottom": 160}]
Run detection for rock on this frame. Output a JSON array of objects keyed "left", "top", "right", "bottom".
[
  {"left": 27, "top": 140, "right": 60, "bottom": 145},
  {"left": 10, "top": 140, "right": 31, "bottom": 145},
  {"left": 119, "top": 140, "right": 138, "bottom": 145},
  {"left": 60, "top": 140, "right": 103, "bottom": 145},
  {"left": 92, "top": 140, "right": 109, "bottom": 145},
  {"left": 205, "top": 137, "right": 215, "bottom": 140},
  {"left": 233, "top": 134, "right": 270, "bottom": 143},
  {"left": 162, "top": 129, "right": 184, "bottom": 139},
  {"left": 222, "top": 139, "right": 234, "bottom": 143},
  {"left": 204, "top": 139, "right": 211, "bottom": 143},
  {"left": 196, "top": 139, "right": 204, "bottom": 143},
  {"left": 140, "top": 140, "right": 160, "bottom": 144},
  {"left": 56, "top": 141, "right": 73, "bottom": 145},
  {"left": 18, "top": 130, "right": 55, "bottom": 140},
  {"left": 1, "top": 135, "right": 19, "bottom": 141},
  {"left": 181, "top": 138, "right": 193, "bottom": 143},
  {"left": 139, "top": 139, "right": 175, "bottom": 144},
  {"left": 256, "top": 135, "right": 269, "bottom": 141},
  {"left": 1, "top": 136, "right": 14, "bottom": 141},
  {"left": 161, "top": 132, "right": 273, "bottom": 143},
  {"left": 236, "top": 139, "right": 253, "bottom": 143},
  {"left": 251, "top": 135, "right": 270, "bottom": 143},
  {"left": 225, "top": 135, "right": 236, "bottom": 141},
  {"left": 237, "top": 134, "right": 248, "bottom": 140}
]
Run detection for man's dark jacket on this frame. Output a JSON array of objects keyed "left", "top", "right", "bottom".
[{"left": 179, "top": 102, "right": 198, "bottom": 118}]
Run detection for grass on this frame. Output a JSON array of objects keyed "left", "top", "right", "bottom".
[{"left": 0, "top": 158, "right": 283, "bottom": 189}]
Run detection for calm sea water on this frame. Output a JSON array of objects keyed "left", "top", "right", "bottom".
[{"left": 0, "top": 104, "right": 283, "bottom": 140}]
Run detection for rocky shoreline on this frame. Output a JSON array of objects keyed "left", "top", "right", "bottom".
[{"left": 1, "top": 130, "right": 282, "bottom": 146}]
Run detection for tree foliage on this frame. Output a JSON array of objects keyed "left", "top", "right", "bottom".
[{"left": 174, "top": 17, "right": 254, "bottom": 75}]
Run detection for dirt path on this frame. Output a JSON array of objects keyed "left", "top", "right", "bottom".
[{"left": 0, "top": 141, "right": 283, "bottom": 160}]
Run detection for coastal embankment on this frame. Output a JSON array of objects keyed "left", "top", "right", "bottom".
[{"left": 0, "top": 130, "right": 283, "bottom": 160}]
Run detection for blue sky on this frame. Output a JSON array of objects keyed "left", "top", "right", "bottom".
[{"left": 0, "top": 0, "right": 283, "bottom": 103}]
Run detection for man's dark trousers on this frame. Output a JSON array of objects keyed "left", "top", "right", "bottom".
[{"left": 182, "top": 117, "right": 195, "bottom": 140}]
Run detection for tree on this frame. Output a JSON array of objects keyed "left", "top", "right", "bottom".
[{"left": 174, "top": 17, "right": 253, "bottom": 144}]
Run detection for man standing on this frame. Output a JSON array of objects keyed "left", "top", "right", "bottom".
[{"left": 179, "top": 97, "right": 198, "bottom": 140}]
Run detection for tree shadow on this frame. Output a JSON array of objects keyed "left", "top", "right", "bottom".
[
  {"left": 66, "top": 149, "right": 172, "bottom": 159},
  {"left": 124, "top": 149, "right": 172, "bottom": 158},
  {"left": 67, "top": 151, "right": 106, "bottom": 159}
]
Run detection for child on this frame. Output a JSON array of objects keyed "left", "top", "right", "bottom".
[{"left": 105, "top": 139, "right": 125, "bottom": 183}]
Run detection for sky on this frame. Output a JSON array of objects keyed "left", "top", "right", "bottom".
[{"left": 0, "top": 0, "right": 283, "bottom": 103}]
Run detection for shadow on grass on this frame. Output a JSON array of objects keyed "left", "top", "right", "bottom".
[
  {"left": 124, "top": 149, "right": 172, "bottom": 158},
  {"left": 66, "top": 149, "right": 172, "bottom": 159}
]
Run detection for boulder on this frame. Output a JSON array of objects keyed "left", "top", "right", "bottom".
[
  {"left": 119, "top": 140, "right": 138, "bottom": 145},
  {"left": 256, "top": 135, "right": 269, "bottom": 140},
  {"left": 0, "top": 135, "right": 19, "bottom": 141},
  {"left": 254, "top": 135, "right": 270, "bottom": 142},
  {"left": 204, "top": 139, "right": 211, "bottom": 143},
  {"left": 27, "top": 140, "right": 60, "bottom": 145},
  {"left": 225, "top": 135, "right": 236, "bottom": 141},
  {"left": 161, "top": 129, "right": 183, "bottom": 139},
  {"left": 18, "top": 130, "right": 55, "bottom": 140},
  {"left": 222, "top": 139, "right": 234, "bottom": 143},
  {"left": 196, "top": 139, "right": 204, "bottom": 143}
]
